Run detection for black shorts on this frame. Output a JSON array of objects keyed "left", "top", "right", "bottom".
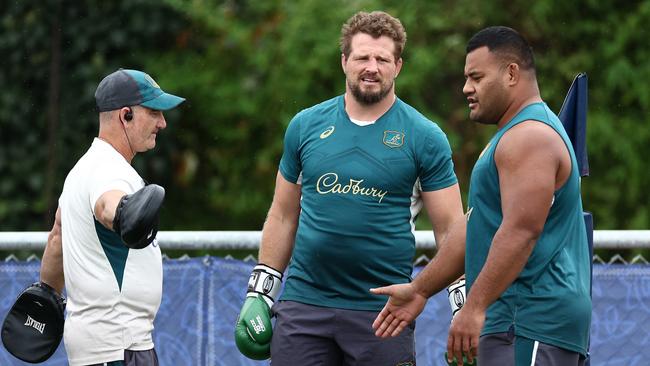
[
  {"left": 479, "top": 327, "right": 586, "bottom": 366},
  {"left": 271, "top": 300, "right": 415, "bottom": 366},
  {"left": 86, "top": 348, "right": 159, "bottom": 366}
]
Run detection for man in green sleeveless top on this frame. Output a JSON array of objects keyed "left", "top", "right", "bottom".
[
  {"left": 371, "top": 27, "right": 591, "bottom": 366},
  {"left": 234, "top": 11, "right": 466, "bottom": 365}
]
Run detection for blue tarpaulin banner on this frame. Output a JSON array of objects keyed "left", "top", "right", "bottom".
[
  {"left": 1, "top": 258, "right": 649, "bottom": 366},
  {"left": 558, "top": 72, "right": 593, "bottom": 364},
  {"left": 558, "top": 72, "right": 590, "bottom": 177}
]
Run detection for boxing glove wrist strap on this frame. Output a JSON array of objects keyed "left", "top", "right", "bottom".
[
  {"left": 447, "top": 278, "right": 466, "bottom": 318},
  {"left": 247, "top": 264, "right": 283, "bottom": 308}
]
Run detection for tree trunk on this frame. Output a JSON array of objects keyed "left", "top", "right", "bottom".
[{"left": 44, "top": 0, "right": 62, "bottom": 228}]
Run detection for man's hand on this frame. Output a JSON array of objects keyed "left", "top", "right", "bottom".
[
  {"left": 113, "top": 184, "right": 165, "bottom": 249},
  {"left": 1, "top": 282, "right": 66, "bottom": 363},
  {"left": 447, "top": 304, "right": 485, "bottom": 365},
  {"left": 370, "top": 283, "right": 427, "bottom": 338}
]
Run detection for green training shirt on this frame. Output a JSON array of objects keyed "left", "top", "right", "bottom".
[{"left": 279, "top": 95, "right": 457, "bottom": 310}]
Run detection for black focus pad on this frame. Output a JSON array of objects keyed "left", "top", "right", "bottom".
[
  {"left": 113, "top": 184, "right": 165, "bottom": 249},
  {"left": 1, "top": 282, "right": 66, "bottom": 363}
]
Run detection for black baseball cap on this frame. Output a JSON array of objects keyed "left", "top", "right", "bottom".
[{"left": 95, "top": 69, "right": 185, "bottom": 112}]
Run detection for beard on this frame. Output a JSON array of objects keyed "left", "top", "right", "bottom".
[
  {"left": 469, "top": 85, "right": 508, "bottom": 125},
  {"left": 348, "top": 76, "right": 393, "bottom": 105},
  {"left": 469, "top": 108, "right": 499, "bottom": 125}
]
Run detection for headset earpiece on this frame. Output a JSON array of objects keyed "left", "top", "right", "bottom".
[{"left": 124, "top": 108, "right": 133, "bottom": 122}]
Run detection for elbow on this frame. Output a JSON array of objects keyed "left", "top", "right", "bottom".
[
  {"left": 266, "top": 202, "right": 300, "bottom": 226},
  {"left": 522, "top": 228, "right": 542, "bottom": 250},
  {"left": 523, "top": 221, "right": 545, "bottom": 242},
  {"left": 500, "top": 221, "right": 544, "bottom": 248},
  {"left": 102, "top": 206, "right": 115, "bottom": 230},
  {"left": 47, "top": 229, "right": 58, "bottom": 244},
  {"left": 46, "top": 229, "right": 62, "bottom": 253},
  {"left": 47, "top": 215, "right": 62, "bottom": 245},
  {"left": 95, "top": 201, "right": 116, "bottom": 230}
]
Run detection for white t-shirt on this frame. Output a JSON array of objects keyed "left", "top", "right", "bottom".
[{"left": 59, "top": 138, "right": 163, "bottom": 366}]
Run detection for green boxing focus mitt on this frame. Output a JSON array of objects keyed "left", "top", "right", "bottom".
[
  {"left": 234, "top": 264, "right": 283, "bottom": 360},
  {"left": 113, "top": 184, "right": 165, "bottom": 249}
]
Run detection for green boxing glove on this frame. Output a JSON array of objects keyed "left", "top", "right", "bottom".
[
  {"left": 445, "top": 352, "right": 476, "bottom": 366},
  {"left": 234, "top": 264, "right": 283, "bottom": 360}
]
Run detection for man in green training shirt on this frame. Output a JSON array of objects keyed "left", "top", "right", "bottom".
[
  {"left": 234, "top": 10, "right": 466, "bottom": 365},
  {"left": 371, "top": 26, "right": 591, "bottom": 366}
]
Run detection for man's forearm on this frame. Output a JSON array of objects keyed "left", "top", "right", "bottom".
[
  {"left": 412, "top": 216, "right": 466, "bottom": 298},
  {"left": 258, "top": 211, "right": 298, "bottom": 272},
  {"left": 40, "top": 208, "right": 64, "bottom": 294}
]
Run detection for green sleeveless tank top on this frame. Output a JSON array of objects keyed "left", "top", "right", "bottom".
[{"left": 466, "top": 102, "right": 591, "bottom": 355}]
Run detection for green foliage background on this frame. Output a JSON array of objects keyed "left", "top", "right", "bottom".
[{"left": 1, "top": 0, "right": 648, "bottom": 236}]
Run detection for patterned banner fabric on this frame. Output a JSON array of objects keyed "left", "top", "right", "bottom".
[{"left": 1, "top": 258, "right": 648, "bottom": 365}]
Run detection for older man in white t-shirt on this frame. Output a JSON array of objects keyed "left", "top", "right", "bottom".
[{"left": 39, "top": 69, "right": 183, "bottom": 366}]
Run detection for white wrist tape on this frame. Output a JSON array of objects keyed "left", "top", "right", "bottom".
[
  {"left": 247, "top": 264, "right": 283, "bottom": 308},
  {"left": 447, "top": 278, "right": 466, "bottom": 318}
]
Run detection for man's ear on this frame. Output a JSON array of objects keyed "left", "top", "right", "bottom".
[
  {"left": 395, "top": 57, "right": 403, "bottom": 78},
  {"left": 118, "top": 107, "right": 132, "bottom": 126},
  {"left": 121, "top": 107, "right": 133, "bottom": 122},
  {"left": 506, "top": 62, "right": 520, "bottom": 86}
]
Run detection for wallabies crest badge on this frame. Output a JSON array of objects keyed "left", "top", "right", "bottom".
[
  {"left": 144, "top": 74, "right": 160, "bottom": 89},
  {"left": 383, "top": 130, "right": 405, "bottom": 148}
]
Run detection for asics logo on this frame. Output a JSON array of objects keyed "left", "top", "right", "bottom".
[{"left": 320, "top": 126, "right": 335, "bottom": 139}]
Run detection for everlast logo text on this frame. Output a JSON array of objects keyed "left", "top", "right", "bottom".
[
  {"left": 24, "top": 315, "right": 46, "bottom": 334},
  {"left": 316, "top": 173, "right": 388, "bottom": 203}
]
